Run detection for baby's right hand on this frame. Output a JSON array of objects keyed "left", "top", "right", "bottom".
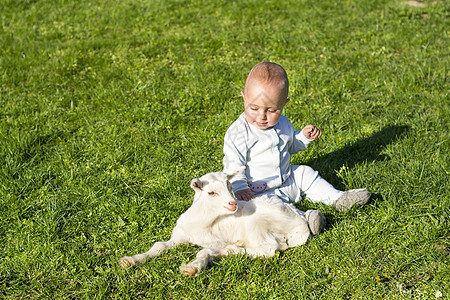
[{"left": 234, "top": 189, "right": 255, "bottom": 201}]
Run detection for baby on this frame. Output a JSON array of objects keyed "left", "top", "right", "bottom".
[{"left": 223, "top": 62, "right": 370, "bottom": 222}]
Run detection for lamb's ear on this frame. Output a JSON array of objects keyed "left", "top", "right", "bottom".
[
  {"left": 190, "top": 178, "right": 203, "bottom": 191},
  {"left": 225, "top": 166, "right": 246, "bottom": 181}
]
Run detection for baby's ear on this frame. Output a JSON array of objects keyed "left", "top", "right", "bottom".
[{"left": 241, "top": 91, "right": 245, "bottom": 99}]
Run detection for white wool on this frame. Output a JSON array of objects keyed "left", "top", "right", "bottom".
[{"left": 119, "top": 169, "right": 312, "bottom": 276}]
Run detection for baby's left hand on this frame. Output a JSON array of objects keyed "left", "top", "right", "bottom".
[{"left": 302, "top": 125, "right": 322, "bottom": 140}]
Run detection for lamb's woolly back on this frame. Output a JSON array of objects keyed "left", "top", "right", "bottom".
[
  {"left": 186, "top": 194, "right": 309, "bottom": 250},
  {"left": 239, "top": 194, "right": 303, "bottom": 218}
]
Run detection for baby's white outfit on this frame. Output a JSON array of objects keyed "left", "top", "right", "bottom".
[{"left": 223, "top": 113, "right": 343, "bottom": 205}]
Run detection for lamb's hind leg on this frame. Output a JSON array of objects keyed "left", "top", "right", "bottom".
[
  {"left": 120, "top": 228, "right": 187, "bottom": 269},
  {"left": 219, "top": 244, "right": 246, "bottom": 256},
  {"left": 245, "top": 243, "right": 279, "bottom": 258},
  {"left": 286, "top": 220, "right": 312, "bottom": 248},
  {"left": 180, "top": 248, "right": 218, "bottom": 276}
]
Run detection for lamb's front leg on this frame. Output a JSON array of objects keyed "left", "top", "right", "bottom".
[
  {"left": 119, "top": 228, "right": 187, "bottom": 269},
  {"left": 180, "top": 248, "right": 218, "bottom": 276},
  {"left": 119, "top": 240, "right": 173, "bottom": 268}
]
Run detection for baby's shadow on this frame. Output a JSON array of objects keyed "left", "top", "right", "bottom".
[
  {"left": 295, "top": 125, "right": 410, "bottom": 227},
  {"left": 304, "top": 125, "right": 410, "bottom": 190}
]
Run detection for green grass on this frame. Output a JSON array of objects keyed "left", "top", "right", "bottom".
[{"left": 0, "top": 0, "right": 448, "bottom": 298}]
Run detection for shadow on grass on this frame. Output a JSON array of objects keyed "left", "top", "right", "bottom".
[
  {"left": 305, "top": 125, "right": 410, "bottom": 190},
  {"left": 296, "top": 125, "right": 410, "bottom": 227}
]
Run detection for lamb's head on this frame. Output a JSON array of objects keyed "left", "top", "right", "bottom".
[{"left": 190, "top": 169, "right": 242, "bottom": 214}]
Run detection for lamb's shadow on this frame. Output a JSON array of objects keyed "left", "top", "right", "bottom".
[{"left": 296, "top": 125, "right": 410, "bottom": 224}]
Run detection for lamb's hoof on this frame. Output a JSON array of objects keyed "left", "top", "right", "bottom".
[
  {"left": 180, "top": 264, "right": 200, "bottom": 276},
  {"left": 119, "top": 256, "right": 136, "bottom": 269}
]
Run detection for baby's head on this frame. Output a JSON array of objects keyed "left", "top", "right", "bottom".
[{"left": 242, "top": 62, "right": 289, "bottom": 130}]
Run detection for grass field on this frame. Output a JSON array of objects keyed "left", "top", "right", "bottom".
[{"left": 1, "top": 0, "right": 448, "bottom": 298}]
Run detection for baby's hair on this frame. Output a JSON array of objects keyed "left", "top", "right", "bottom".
[{"left": 244, "top": 62, "right": 289, "bottom": 97}]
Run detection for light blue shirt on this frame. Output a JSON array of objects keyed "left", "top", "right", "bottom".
[{"left": 223, "top": 113, "right": 312, "bottom": 193}]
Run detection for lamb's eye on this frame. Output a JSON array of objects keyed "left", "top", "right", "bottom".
[{"left": 208, "top": 192, "right": 218, "bottom": 196}]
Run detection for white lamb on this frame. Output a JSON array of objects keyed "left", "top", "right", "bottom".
[{"left": 119, "top": 169, "right": 325, "bottom": 276}]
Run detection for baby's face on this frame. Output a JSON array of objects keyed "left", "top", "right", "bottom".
[{"left": 243, "top": 82, "right": 288, "bottom": 130}]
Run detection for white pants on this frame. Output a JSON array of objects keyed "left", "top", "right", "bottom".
[{"left": 260, "top": 165, "right": 343, "bottom": 206}]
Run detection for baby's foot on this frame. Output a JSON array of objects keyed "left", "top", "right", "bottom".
[
  {"left": 305, "top": 210, "right": 326, "bottom": 235},
  {"left": 333, "top": 188, "right": 371, "bottom": 212}
]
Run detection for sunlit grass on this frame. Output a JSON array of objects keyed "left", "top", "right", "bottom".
[{"left": 0, "top": 0, "right": 448, "bottom": 298}]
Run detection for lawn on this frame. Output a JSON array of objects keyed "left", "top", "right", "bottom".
[{"left": 0, "top": 0, "right": 448, "bottom": 298}]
